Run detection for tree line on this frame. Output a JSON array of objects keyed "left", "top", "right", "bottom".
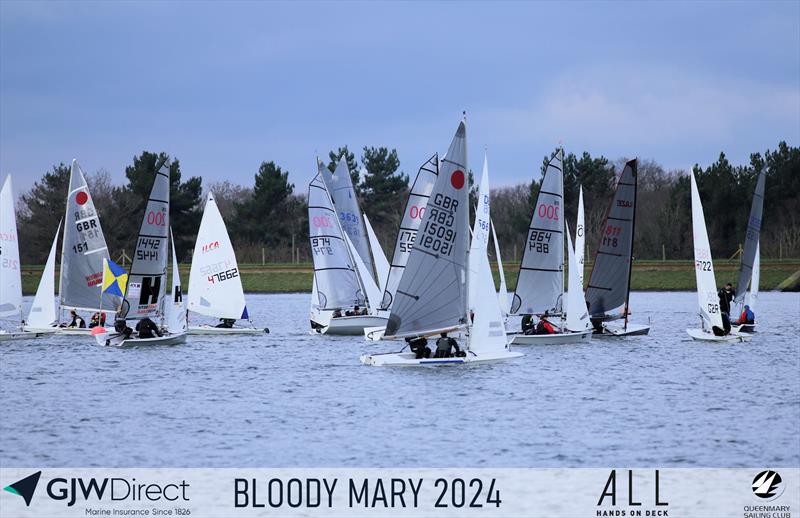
[{"left": 13, "top": 141, "right": 799, "bottom": 266}]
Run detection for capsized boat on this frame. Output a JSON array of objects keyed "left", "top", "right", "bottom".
[
  {"left": 308, "top": 162, "right": 387, "bottom": 335},
  {"left": 585, "top": 159, "right": 650, "bottom": 337},
  {"left": 186, "top": 192, "right": 268, "bottom": 335},
  {"left": 94, "top": 161, "right": 186, "bottom": 347},
  {"left": 732, "top": 168, "right": 765, "bottom": 333},
  {"left": 23, "top": 159, "right": 121, "bottom": 335},
  {"left": 361, "top": 121, "right": 522, "bottom": 366},
  {"left": 508, "top": 149, "right": 592, "bottom": 345},
  {"left": 686, "top": 169, "right": 751, "bottom": 343}
]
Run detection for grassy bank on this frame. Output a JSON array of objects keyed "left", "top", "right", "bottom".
[{"left": 20, "top": 260, "right": 800, "bottom": 295}]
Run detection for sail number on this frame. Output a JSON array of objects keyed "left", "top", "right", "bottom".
[
  {"left": 312, "top": 216, "right": 333, "bottom": 228},
  {"left": 311, "top": 236, "right": 334, "bottom": 256},
  {"left": 707, "top": 302, "right": 719, "bottom": 314},
  {"left": 421, "top": 195, "right": 458, "bottom": 256},
  {"left": 398, "top": 230, "right": 416, "bottom": 253},
  {"left": 147, "top": 210, "right": 167, "bottom": 226},
  {"left": 695, "top": 260, "right": 712, "bottom": 272},
  {"left": 537, "top": 204, "right": 559, "bottom": 220},
  {"left": 409, "top": 205, "right": 425, "bottom": 220},
  {"left": 528, "top": 230, "right": 552, "bottom": 253}
]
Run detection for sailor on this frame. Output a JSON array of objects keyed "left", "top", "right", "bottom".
[
  {"left": 65, "top": 310, "right": 86, "bottom": 328},
  {"left": 434, "top": 332, "right": 463, "bottom": 358},
  {"left": 114, "top": 319, "right": 133, "bottom": 339},
  {"left": 737, "top": 304, "right": 755, "bottom": 325},
  {"left": 521, "top": 314, "right": 535, "bottom": 334},
  {"left": 345, "top": 305, "right": 361, "bottom": 317},
  {"left": 89, "top": 312, "right": 102, "bottom": 328},
  {"left": 535, "top": 312, "right": 557, "bottom": 335},
  {"left": 718, "top": 283, "right": 735, "bottom": 334},
  {"left": 407, "top": 336, "right": 431, "bottom": 359},
  {"left": 216, "top": 318, "right": 235, "bottom": 328},
  {"left": 136, "top": 317, "right": 162, "bottom": 339},
  {"left": 332, "top": 309, "right": 342, "bottom": 318}
]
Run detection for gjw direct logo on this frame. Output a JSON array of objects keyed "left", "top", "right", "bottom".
[
  {"left": 3, "top": 471, "right": 41, "bottom": 506},
  {"left": 752, "top": 470, "right": 785, "bottom": 501}
]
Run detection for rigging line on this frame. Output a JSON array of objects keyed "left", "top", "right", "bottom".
[{"left": 83, "top": 247, "right": 108, "bottom": 255}]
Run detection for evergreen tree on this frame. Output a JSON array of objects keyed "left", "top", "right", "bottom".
[
  {"left": 360, "top": 147, "right": 408, "bottom": 238},
  {"left": 233, "top": 161, "right": 295, "bottom": 247},
  {"left": 16, "top": 163, "right": 71, "bottom": 263},
  {"left": 327, "top": 146, "right": 360, "bottom": 189}
]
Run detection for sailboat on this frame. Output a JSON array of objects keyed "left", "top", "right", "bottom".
[
  {"left": 24, "top": 159, "right": 121, "bottom": 335},
  {"left": 95, "top": 161, "right": 186, "bottom": 347},
  {"left": 363, "top": 154, "right": 439, "bottom": 340},
  {"left": 0, "top": 176, "right": 41, "bottom": 341},
  {"left": 308, "top": 162, "right": 388, "bottom": 335},
  {"left": 166, "top": 231, "right": 187, "bottom": 335},
  {"left": 490, "top": 219, "right": 511, "bottom": 317},
  {"left": 686, "top": 169, "right": 751, "bottom": 343},
  {"left": 361, "top": 121, "right": 522, "bottom": 366},
  {"left": 186, "top": 192, "right": 268, "bottom": 334},
  {"left": 508, "top": 149, "right": 592, "bottom": 345},
  {"left": 585, "top": 159, "right": 650, "bottom": 336},
  {"left": 732, "top": 168, "right": 765, "bottom": 333}
]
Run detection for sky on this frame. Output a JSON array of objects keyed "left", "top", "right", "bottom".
[{"left": 1, "top": 1, "right": 798, "bottom": 194}]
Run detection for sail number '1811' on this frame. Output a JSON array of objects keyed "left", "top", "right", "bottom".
[{"left": 420, "top": 194, "right": 458, "bottom": 256}]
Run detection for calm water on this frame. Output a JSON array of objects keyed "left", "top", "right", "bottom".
[{"left": 1, "top": 291, "right": 798, "bottom": 468}]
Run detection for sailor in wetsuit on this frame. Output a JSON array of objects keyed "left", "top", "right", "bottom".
[
  {"left": 407, "top": 336, "right": 432, "bottom": 359},
  {"left": 521, "top": 314, "right": 535, "bottom": 335},
  {"left": 434, "top": 332, "right": 464, "bottom": 358},
  {"left": 135, "top": 317, "right": 163, "bottom": 339},
  {"left": 216, "top": 318, "right": 235, "bottom": 328}
]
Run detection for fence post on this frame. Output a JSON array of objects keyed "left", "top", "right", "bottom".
[
  {"left": 261, "top": 247, "right": 265, "bottom": 266},
  {"left": 291, "top": 234, "right": 296, "bottom": 264},
  {"left": 779, "top": 241, "right": 783, "bottom": 260},
  {"left": 662, "top": 244, "right": 666, "bottom": 262}
]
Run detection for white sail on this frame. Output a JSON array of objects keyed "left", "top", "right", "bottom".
[
  {"left": 468, "top": 153, "right": 492, "bottom": 311},
  {"left": 27, "top": 223, "right": 60, "bottom": 328},
  {"left": 308, "top": 166, "right": 363, "bottom": 310},
  {"left": 749, "top": 241, "right": 760, "bottom": 312},
  {"left": 380, "top": 154, "right": 438, "bottom": 310},
  {"left": 565, "top": 229, "right": 590, "bottom": 331},
  {"left": 188, "top": 192, "right": 248, "bottom": 320},
  {"left": 124, "top": 162, "right": 170, "bottom": 321},
  {"left": 0, "top": 176, "right": 22, "bottom": 321},
  {"left": 166, "top": 231, "right": 187, "bottom": 333},
  {"left": 468, "top": 247, "right": 508, "bottom": 355},
  {"left": 364, "top": 214, "right": 389, "bottom": 294},
  {"left": 690, "top": 170, "right": 723, "bottom": 331},
  {"left": 575, "top": 186, "right": 585, "bottom": 286},
  {"left": 490, "top": 219, "right": 510, "bottom": 316},
  {"left": 60, "top": 159, "right": 119, "bottom": 312},
  {"left": 344, "top": 232, "right": 381, "bottom": 313},
  {"left": 512, "top": 149, "right": 565, "bottom": 315},
  {"left": 322, "top": 157, "right": 374, "bottom": 282},
  {"left": 385, "top": 121, "right": 469, "bottom": 338}
]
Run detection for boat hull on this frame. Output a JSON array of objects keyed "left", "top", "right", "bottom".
[
  {"left": 312, "top": 315, "right": 389, "bottom": 335},
  {"left": 685, "top": 328, "right": 752, "bottom": 342},
  {"left": 595, "top": 323, "right": 651, "bottom": 337},
  {"left": 187, "top": 326, "right": 269, "bottom": 335},
  {"left": 22, "top": 325, "right": 93, "bottom": 335},
  {"left": 0, "top": 331, "right": 44, "bottom": 341},
  {"left": 103, "top": 333, "right": 188, "bottom": 348},
  {"left": 360, "top": 350, "right": 523, "bottom": 367},
  {"left": 732, "top": 323, "right": 756, "bottom": 333},
  {"left": 508, "top": 329, "right": 592, "bottom": 345}
]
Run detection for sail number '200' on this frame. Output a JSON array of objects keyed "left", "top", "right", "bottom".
[
  {"left": 147, "top": 210, "right": 167, "bottom": 226},
  {"left": 538, "top": 204, "right": 559, "bottom": 220}
]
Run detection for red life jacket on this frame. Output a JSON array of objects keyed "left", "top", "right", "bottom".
[{"left": 542, "top": 320, "right": 556, "bottom": 334}]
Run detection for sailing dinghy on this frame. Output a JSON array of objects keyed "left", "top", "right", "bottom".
[
  {"left": 686, "top": 170, "right": 751, "bottom": 343},
  {"left": 94, "top": 161, "right": 186, "bottom": 347},
  {"left": 731, "top": 168, "right": 765, "bottom": 333},
  {"left": 23, "top": 159, "right": 121, "bottom": 335},
  {"left": 308, "top": 162, "right": 388, "bottom": 335},
  {"left": 508, "top": 149, "right": 592, "bottom": 345},
  {"left": 186, "top": 192, "right": 267, "bottom": 335},
  {"left": 361, "top": 121, "right": 522, "bottom": 366},
  {"left": 0, "top": 176, "right": 42, "bottom": 341},
  {"left": 585, "top": 159, "right": 650, "bottom": 336}
]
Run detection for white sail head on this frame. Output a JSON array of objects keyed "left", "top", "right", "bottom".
[
  {"left": 490, "top": 219, "right": 510, "bottom": 316},
  {"left": 124, "top": 161, "right": 171, "bottom": 321},
  {"left": 27, "top": 222, "right": 61, "bottom": 328},
  {"left": 511, "top": 149, "right": 565, "bottom": 315},
  {"left": 380, "top": 154, "right": 439, "bottom": 310},
  {"left": 166, "top": 231, "right": 187, "bottom": 333},
  {"left": 575, "top": 186, "right": 585, "bottom": 286},
  {"left": 565, "top": 229, "right": 590, "bottom": 331},
  {"left": 364, "top": 214, "right": 389, "bottom": 295},
  {"left": 690, "top": 170, "right": 723, "bottom": 331},
  {"left": 468, "top": 246, "right": 509, "bottom": 354},
  {"left": 468, "top": 152, "right": 492, "bottom": 312},
  {"left": 308, "top": 168, "right": 364, "bottom": 310},
  {"left": 60, "top": 159, "right": 119, "bottom": 312},
  {"left": 0, "top": 175, "right": 22, "bottom": 321},
  {"left": 385, "top": 121, "right": 469, "bottom": 338},
  {"left": 188, "top": 192, "right": 248, "bottom": 320}
]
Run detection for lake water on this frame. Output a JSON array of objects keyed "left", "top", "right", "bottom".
[{"left": 1, "top": 291, "right": 798, "bottom": 468}]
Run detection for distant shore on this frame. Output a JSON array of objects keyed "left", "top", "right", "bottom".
[{"left": 19, "top": 259, "right": 800, "bottom": 295}]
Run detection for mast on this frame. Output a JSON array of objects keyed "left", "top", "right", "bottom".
[
  {"left": 559, "top": 147, "right": 566, "bottom": 328},
  {"left": 623, "top": 159, "right": 638, "bottom": 331}
]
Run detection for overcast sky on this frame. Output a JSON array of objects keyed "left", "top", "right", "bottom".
[{"left": 1, "top": 1, "right": 798, "bottom": 194}]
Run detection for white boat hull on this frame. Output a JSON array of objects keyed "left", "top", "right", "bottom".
[
  {"left": 685, "top": 328, "right": 752, "bottom": 342},
  {"left": 22, "top": 325, "right": 93, "bottom": 335},
  {"left": 0, "top": 330, "right": 45, "bottom": 341},
  {"left": 360, "top": 349, "right": 523, "bottom": 367},
  {"left": 595, "top": 323, "right": 651, "bottom": 337},
  {"left": 508, "top": 329, "right": 592, "bottom": 345},
  {"left": 103, "top": 333, "right": 188, "bottom": 348},
  {"left": 312, "top": 315, "right": 389, "bottom": 335},
  {"left": 732, "top": 323, "right": 756, "bottom": 333},
  {"left": 187, "top": 325, "right": 269, "bottom": 335}
]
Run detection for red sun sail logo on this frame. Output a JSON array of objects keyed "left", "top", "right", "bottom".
[
  {"left": 451, "top": 170, "right": 465, "bottom": 189},
  {"left": 75, "top": 191, "right": 89, "bottom": 205}
]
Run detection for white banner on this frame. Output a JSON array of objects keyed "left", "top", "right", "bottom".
[{"left": 1, "top": 468, "right": 797, "bottom": 518}]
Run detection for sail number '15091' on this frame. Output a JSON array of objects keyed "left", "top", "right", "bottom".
[{"left": 419, "top": 194, "right": 458, "bottom": 256}]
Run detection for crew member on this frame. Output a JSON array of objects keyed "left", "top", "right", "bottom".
[
  {"left": 718, "top": 283, "right": 735, "bottom": 334},
  {"left": 407, "top": 336, "right": 431, "bottom": 359},
  {"left": 66, "top": 310, "right": 86, "bottom": 328},
  {"left": 216, "top": 318, "right": 235, "bottom": 328},
  {"left": 737, "top": 304, "right": 755, "bottom": 325},
  {"left": 136, "top": 317, "right": 162, "bottom": 339}
]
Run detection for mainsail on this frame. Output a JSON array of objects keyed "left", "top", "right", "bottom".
[
  {"left": 585, "top": 159, "right": 638, "bottom": 318},
  {"left": 690, "top": 170, "right": 723, "bottom": 331},
  {"left": 308, "top": 170, "right": 363, "bottom": 310},
  {"left": 0, "top": 176, "right": 22, "bottom": 321},
  {"left": 27, "top": 223, "right": 60, "bottom": 328},
  {"left": 59, "top": 159, "right": 119, "bottom": 311},
  {"left": 380, "top": 154, "right": 439, "bottom": 310},
  {"left": 166, "top": 231, "right": 187, "bottom": 333},
  {"left": 575, "top": 186, "right": 585, "bottom": 286},
  {"left": 735, "top": 168, "right": 766, "bottom": 303},
  {"left": 321, "top": 158, "right": 373, "bottom": 281},
  {"left": 511, "top": 150, "right": 565, "bottom": 315},
  {"left": 124, "top": 162, "right": 170, "bottom": 320},
  {"left": 565, "top": 229, "right": 590, "bottom": 331},
  {"left": 385, "top": 122, "right": 469, "bottom": 338},
  {"left": 188, "top": 192, "right": 248, "bottom": 320},
  {"left": 468, "top": 153, "right": 492, "bottom": 311}
]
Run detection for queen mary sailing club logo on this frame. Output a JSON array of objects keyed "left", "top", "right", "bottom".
[
  {"left": 4, "top": 471, "right": 41, "bottom": 506},
  {"left": 752, "top": 470, "right": 785, "bottom": 501}
]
